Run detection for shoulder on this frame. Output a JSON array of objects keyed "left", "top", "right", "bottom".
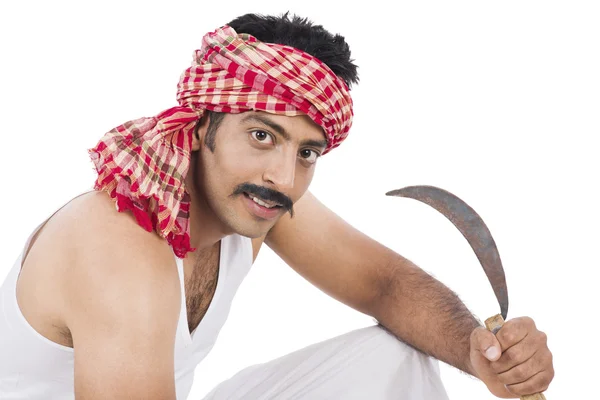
[
  {"left": 23, "top": 190, "right": 179, "bottom": 292},
  {"left": 61, "top": 190, "right": 174, "bottom": 260},
  {"left": 55, "top": 191, "right": 181, "bottom": 328},
  {"left": 53, "top": 192, "right": 181, "bottom": 397},
  {"left": 267, "top": 191, "right": 337, "bottom": 242},
  {"left": 250, "top": 192, "right": 325, "bottom": 261}
]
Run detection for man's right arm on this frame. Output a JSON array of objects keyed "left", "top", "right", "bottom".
[{"left": 60, "top": 193, "right": 181, "bottom": 399}]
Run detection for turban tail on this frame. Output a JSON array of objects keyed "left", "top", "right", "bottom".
[{"left": 88, "top": 26, "right": 353, "bottom": 258}]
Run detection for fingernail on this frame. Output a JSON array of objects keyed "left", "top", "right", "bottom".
[{"left": 485, "top": 346, "right": 499, "bottom": 360}]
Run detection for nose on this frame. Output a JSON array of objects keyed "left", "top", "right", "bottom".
[{"left": 262, "top": 149, "right": 296, "bottom": 191}]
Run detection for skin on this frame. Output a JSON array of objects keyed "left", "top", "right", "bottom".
[
  {"left": 184, "top": 111, "right": 327, "bottom": 248},
  {"left": 14, "top": 110, "right": 553, "bottom": 399}
]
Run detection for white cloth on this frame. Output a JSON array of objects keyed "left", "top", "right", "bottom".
[
  {"left": 203, "top": 325, "right": 450, "bottom": 400},
  {"left": 0, "top": 196, "right": 450, "bottom": 400},
  {"left": 0, "top": 196, "right": 253, "bottom": 399}
]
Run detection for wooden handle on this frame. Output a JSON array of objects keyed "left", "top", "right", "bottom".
[{"left": 484, "top": 314, "right": 547, "bottom": 400}]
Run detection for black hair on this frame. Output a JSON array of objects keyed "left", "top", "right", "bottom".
[
  {"left": 228, "top": 12, "right": 358, "bottom": 88},
  {"left": 200, "top": 12, "right": 359, "bottom": 151}
]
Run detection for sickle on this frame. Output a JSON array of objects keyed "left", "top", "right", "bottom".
[
  {"left": 385, "top": 185, "right": 509, "bottom": 320},
  {"left": 386, "top": 185, "right": 550, "bottom": 400}
]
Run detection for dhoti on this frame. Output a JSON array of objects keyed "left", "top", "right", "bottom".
[{"left": 203, "top": 325, "right": 450, "bottom": 399}]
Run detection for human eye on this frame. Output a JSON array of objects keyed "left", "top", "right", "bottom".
[
  {"left": 249, "top": 130, "right": 274, "bottom": 144},
  {"left": 299, "top": 148, "right": 320, "bottom": 164}
]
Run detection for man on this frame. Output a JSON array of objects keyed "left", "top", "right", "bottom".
[{"left": 0, "top": 12, "right": 553, "bottom": 399}]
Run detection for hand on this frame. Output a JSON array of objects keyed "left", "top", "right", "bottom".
[{"left": 469, "top": 316, "right": 554, "bottom": 398}]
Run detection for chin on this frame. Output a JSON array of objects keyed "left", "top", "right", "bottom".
[
  {"left": 219, "top": 212, "right": 275, "bottom": 239},
  {"left": 229, "top": 223, "right": 272, "bottom": 239}
]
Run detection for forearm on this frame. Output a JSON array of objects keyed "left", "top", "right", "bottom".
[{"left": 371, "top": 255, "right": 482, "bottom": 376}]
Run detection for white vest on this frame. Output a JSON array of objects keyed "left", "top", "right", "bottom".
[{"left": 0, "top": 206, "right": 253, "bottom": 399}]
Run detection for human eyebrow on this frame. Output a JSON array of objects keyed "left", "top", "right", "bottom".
[
  {"left": 300, "top": 138, "right": 328, "bottom": 152},
  {"left": 240, "top": 114, "right": 328, "bottom": 151},
  {"left": 240, "top": 114, "right": 291, "bottom": 140}
]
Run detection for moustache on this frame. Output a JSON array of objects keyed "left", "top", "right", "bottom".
[{"left": 232, "top": 183, "right": 294, "bottom": 217}]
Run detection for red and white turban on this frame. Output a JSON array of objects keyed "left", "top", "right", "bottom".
[{"left": 89, "top": 25, "right": 354, "bottom": 258}]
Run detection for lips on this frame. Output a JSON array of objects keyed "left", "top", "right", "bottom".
[{"left": 242, "top": 192, "right": 282, "bottom": 220}]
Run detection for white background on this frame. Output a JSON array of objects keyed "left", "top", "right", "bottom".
[{"left": 0, "top": 1, "right": 598, "bottom": 398}]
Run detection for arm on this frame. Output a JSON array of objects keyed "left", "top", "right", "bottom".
[
  {"left": 267, "top": 192, "right": 553, "bottom": 397},
  {"left": 266, "top": 191, "right": 479, "bottom": 373},
  {"left": 369, "top": 252, "right": 481, "bottom": 374},
  {"left": 62, "top": 194, "right": 181, "bottom": 399}
]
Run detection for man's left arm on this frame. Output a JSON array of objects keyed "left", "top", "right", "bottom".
[{"left": 266, "top": 192, "right": 553, "bottom": 398}]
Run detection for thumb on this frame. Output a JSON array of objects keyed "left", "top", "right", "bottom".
[{"left": 471, "top": 326, "right": 502, "bottom": 362}]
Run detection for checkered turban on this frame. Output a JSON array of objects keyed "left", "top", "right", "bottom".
[{"left": 88, "top": 25, "right": 354, "bottom": 258}]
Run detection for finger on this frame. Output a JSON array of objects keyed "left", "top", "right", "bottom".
[
  {"left": 496, "top": 350, "right": 542, "bottom": 385},
  {"left": 470, "top": 326, "right": 502, "bottom": 362},
  {"left": 505, "top": 368, "right": 554, "bottom": 396},
  {"left": 495, "top": 317, "right": 535, "bottom": 350},
  {"left": 491, "top": 330, "right": 548, "bottom": 373}
]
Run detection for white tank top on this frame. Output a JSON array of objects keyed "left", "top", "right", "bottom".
[{"left": 0, "top": 203, "right": 253, "bottom": 399}]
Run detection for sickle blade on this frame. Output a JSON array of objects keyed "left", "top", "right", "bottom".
[{"left": 386, "top": 185, "right": 508, "bottom": 320}]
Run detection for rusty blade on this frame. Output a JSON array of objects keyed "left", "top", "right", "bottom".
[{"left": 386, "top": 185, "right": 508, "bottom": 320}]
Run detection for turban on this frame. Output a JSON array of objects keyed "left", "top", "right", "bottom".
[{"left": 88, "top": 25, "right": 354, "bottom": 258}]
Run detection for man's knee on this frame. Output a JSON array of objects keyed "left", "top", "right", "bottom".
[{"left": 359, "top": 324, "right": 441, "bottom": 375}]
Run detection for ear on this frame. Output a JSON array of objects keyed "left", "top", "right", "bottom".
[{"left": 191, "top": 114, "right": 210, "bottom": 151}]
